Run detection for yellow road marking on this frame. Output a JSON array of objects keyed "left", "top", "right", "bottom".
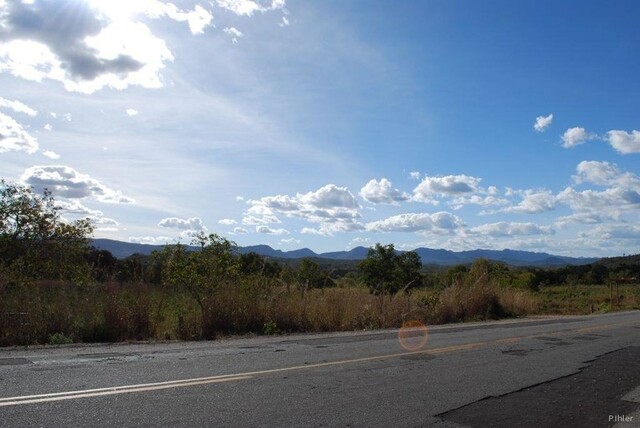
[{"left": 1, "top": 318, "right": 636, "bottom": 407}]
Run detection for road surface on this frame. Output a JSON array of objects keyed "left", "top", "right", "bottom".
[{"left": 1, "top": 311, "right": 640, "bottom": 427}]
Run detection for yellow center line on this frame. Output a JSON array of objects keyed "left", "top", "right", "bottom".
[{"left": 1, "top": 318, "right": 636, "bottom": 407}]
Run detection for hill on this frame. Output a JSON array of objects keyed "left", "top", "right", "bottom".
[{"left": 91, "top": 239, "right": 598, "bottom": 267}]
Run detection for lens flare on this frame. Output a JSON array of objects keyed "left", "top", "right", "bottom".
[{"left": 398, "top": 320, "right": 429, "bottom": 352}]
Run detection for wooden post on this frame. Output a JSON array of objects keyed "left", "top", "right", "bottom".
[{"left": 610, "top": 280, "right": 613, "bottom": 308}]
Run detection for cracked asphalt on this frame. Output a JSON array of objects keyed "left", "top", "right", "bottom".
[{"left": 1, "top": 311, "right": 639, "bottom": 427}]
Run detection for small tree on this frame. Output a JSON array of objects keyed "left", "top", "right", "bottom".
[
  {"left": 358, "top": 243, "right": 422, "bottom": 295},
  {"left": 158, "top": 233, "right": 240, "bottom": 337},
  {"left": 0, "top": 180, "right": 93, "bottom": 282},
  {"left": 297, "top": 258, "right": 333, "bottom": 289}
]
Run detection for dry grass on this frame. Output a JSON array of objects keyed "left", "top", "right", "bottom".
[
  {"left": 0, "top": 277, "right": 546, "bottom": 346},
  {"left": 538, "top": 284, "right": 640, "bottom": 315}
]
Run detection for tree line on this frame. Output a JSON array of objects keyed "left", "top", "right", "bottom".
[{"left": 1, "top": 180, "right": 638, "bottom": 293}]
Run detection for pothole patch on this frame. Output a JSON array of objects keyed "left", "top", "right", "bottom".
[{"left": 0, "top": 358, "right": 32, "bottom": 366}]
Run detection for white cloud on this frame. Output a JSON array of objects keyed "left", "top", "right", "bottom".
[
  {"left": 43, "top": 123, "right": 52, "bottom": 131},
  {"left": 42, "top": 150, "right": 61, "bottom": 159},
  {"left": 216, "top": 0, "right": 284, "bottom": 17},
  {"left": 573, "top": 160, "right": 640, "bottom": 189},
  {"left": 555, "top": 213, "right": 604, "bottom": 228},
  {"left": 126, "top": 108, "right": 139, "bottom": 116},
  {"left": 246, "top": 184, "right": 361, "bottom": 235},
  {"left": 359, "top": 178, "right": 410, "bottom": 204},
  {"left": 159, "top": 3, "right": 213, "bottom": 35},
  {"left": 605, "top": 130, "right": 640, "bottom": 154},
  {"left": 299, "top": 184, "right": 359, "bottom": 209},
  {"left": 585, "top": 224, "right": 640, "bottom": 241},
  {"left": 450, "top": 194, "right": 509, "bottom": 210},
  {"left": 300, "top": 221, "right": 364, "bottom": 236},
  {"left": 557, "top": 187, "right": 640, "bottom": 217},
  {"left": 0, "top": 111, "right": 38, "bottom": 153},
  {"left": 409, "top": 171, "right": 420, "bottom": 180},
  {"left": 218, "top": 218, "right": 237, "bottom": 225},
  {"left": 561, "top": 127, "right": 595, "bottom": 148},
  {"left": 279, "top": 16, "right": 289, "bottom": 27},
  {"left": 223, "top": 26, "right": 243, "bottom": 43},
  {"left": 470, "top": 221, "right": 554, "bottom": 237},
  {"left": 87, "top": 216, "right": 119, "bottom": 226},
  {"left": 256, "top": 225, "right": 289, "bottom": 234},
  {"left": 158, "top": 216, "right": 205, "bottom": 230},
  {"left": 0, "top": 97, "right": 37, "bottom": 116},
  {"left": 534, "top": 113, "right": 553, "bottom": 132},
  {"left": 129, "top": 236, "right": 174, "bottom": 245},
  {"left": 504, "top": 190, "right": 556, "bottom": 214},
  {"left": 348, "top": 236, "right": 370, "bottom": 246},
  {"left": 55, "top": 200, "right": 104, "bottom": 217},
  {"left": 365, "top": 212, "right": 464, "bottom": 233},
  {"left": 0, "top": 0, "right": 215, "bottom": 93},
  {"left": 413, "top": 174, "right": 481, "bottom": 203},
  {"left": 20, "top": 165, "right": 134, "bottom": 203},
  {"left": 232, "top": 226, "right": 249, "bottom": 234},
  {"left": 280, "top": 237, "right": 300, "bottom": 245}
]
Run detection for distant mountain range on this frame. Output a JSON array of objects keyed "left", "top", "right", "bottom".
[{"left": 91, "top": 239, "right": 599, "bottom": 267}]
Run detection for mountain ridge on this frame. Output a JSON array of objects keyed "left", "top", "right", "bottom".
[{"left": 91, "top": 239, "right": 599, "bottom": 267}]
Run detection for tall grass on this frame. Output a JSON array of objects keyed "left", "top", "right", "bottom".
[{"left": 0, "top": 277, "right": 542, "bottom": 346}]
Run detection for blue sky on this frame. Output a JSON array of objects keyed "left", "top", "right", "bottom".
[{"left": 1, "top": 0, "right": 639, "bottom": 257}]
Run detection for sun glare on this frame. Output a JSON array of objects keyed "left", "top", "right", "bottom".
[{"left": 86, "top": 0, "right": 138, "bottom": 22}]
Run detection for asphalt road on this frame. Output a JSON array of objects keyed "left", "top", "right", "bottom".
[{"left": 1, "top": 311, "right": 640, "bottom": 427}]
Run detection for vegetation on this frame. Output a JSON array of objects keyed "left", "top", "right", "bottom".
[{"left": 0, "top": 180, "right": 638, "bottom": 347}]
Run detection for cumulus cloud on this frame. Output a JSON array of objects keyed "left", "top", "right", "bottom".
[
  {"left": 256, "top": 225, "right": 289, "bottom": 234},
  {"left": 300, "top": 221, "right": 364, "bottom": 236},
  {"left": 534, "top": 113, "right": 553, "bottom": 132},
  {"left": 555, "top": 213, "right": 604, "bottom": 228},
  {"left": 218, "top": 218, "right": 237, "bottom": 225},
  {"left": 450, "top": 194, "right": 509, "bottom": 210},
  {"left": 504, "top": 190, "right": 556, "bottom": 214},
  {"left": 232, "top": 226, "right": 249, "bottom": 234},
  {"left": 349, "top": 236, "right": 370, "bottom": 246},
  {"left": 0, "top": 0, "right": 213, "bottom": 93},
  {"left": 216, "top": 0, "right": 284, "bottom": 16},
  {"left": 42, "top": 150, "right": 60, "bottom": 159},
  {"left": 223, "top": 27, "right": 243, "bottom": 43},
  {"left": 280, "top": 237, "right": 300, "bottom": 245},
  {"left": 409, "top": 171, "right": 420, "bottom": 180},
  {"left": 129, "top": 236, "right": 174, "bottom": 245},
  {"left": 470, "top": 222, "right": 554, "bottom": 237},
  {"left": 158, "top": 216, "right": 205, "bottom": 230},
  {"left": 87, "top": 215, "right": 119, "bottom": 226},
  {"left": 126, "top": 108, "right": 138, "bottom": 116},
  {"left": 605, "top": 130, "right": 640, "bottom": 154},
  {"left": 0, "top": 97, "right": 37, "bottom": 116},
  {"left": 586, "top": 224, "right": 640, "bottom": 241},
  {"left": 413, "top": 174, "right": 480, "bottom": 203},
  {"left": 573, "top": 160, "right": 640, "bottom": 189},
  {"left": 557, "top": 187, "right": 640, "bottom": 218},
  {"left": 359, "top": 178, "right": 410, "bottom": 204},
  {"left": 365, "top": 212, "right": 464, "bottom": 233},
  {"left": 55, "top": 200, "right": 104, "bottom": 217},
  {"left": 561, "top": 127, "right": 596, "bottom": 148},
  {"left": 0, "top": 111, "right": 38, "bottom": 153},
  {"left": 245, "top": 184, "right": 361, "bottom": 235},
  {"left": 20, "top": 165, "right": 134, "bottom": 203},
  {"left": 279, "top": 16, "right": 289, "bottom": 27}
]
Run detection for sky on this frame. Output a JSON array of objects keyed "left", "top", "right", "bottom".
[{"left": 1, "top": 0, "right": 639, "bottom": 257}]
